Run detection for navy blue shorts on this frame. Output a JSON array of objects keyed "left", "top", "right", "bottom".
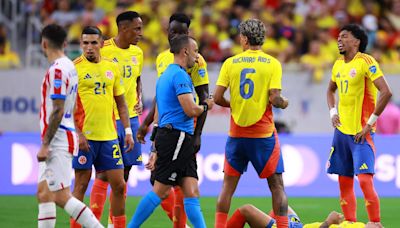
[
  {"left": 72, "top": 139, "right": 124, "bottom": 171},
  {"left": 224, "top": 131, "right": 284, "bottom": 178},
  {"left": 327, "top": 129, "right": 375, "bottom": 176},
  {"left": 116, "top": 117, "right": 142, "bottom": 166}
]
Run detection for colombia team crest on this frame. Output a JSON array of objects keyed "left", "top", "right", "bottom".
[
  {"left": 132, "top": 56, "right": 138, "bottom": 65},
  {"left": 349, "top": 68, "right": 357, "bottom": 78},
  {"left": 106, "top": 71, "right": 114, "bottom": 79}
]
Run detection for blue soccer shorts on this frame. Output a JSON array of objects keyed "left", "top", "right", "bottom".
[
  {"left": 267, "top": 214, "right": 303, "bottom": 228},
  {"left": 224, "top": 131, "right": 284, "bottom": 178},
  {"left": 327, "top": 128, "right": 375, "bottom": 176},
  {"left": 72, "top": 139, "right": 124, "bottom": 171},
  {"left": 116, "top": 117, "right": 142, "bottom": 166}
]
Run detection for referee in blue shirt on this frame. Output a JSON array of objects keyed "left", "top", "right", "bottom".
[{"left": 128, "top": 34, "right": 214, "bottom": 228}]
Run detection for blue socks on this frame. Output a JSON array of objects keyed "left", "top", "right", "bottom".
[
  {"left": 128, "top": 191, "right": 161, "bottom": 228},
  {"left": 184, "top": 197, "right": 206, "bottom": 228}
]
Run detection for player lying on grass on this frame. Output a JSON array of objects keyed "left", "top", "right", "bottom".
[{"left": 227, "top": 204, "right": 383, "bottom": 228}]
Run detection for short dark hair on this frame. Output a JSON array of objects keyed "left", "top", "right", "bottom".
[
  {"left": 81, "top": 26, "right": 102, "bottom": 37},
  {"left": 340, "top": 24, "right": 368, "bottom": 53},
  {"left": 170, "top": 34, "right": 191, "bottom": 54},
  {"left": 116, "top": 11, "right": 140, "bottom": 25},
  {"left": 169, "top": 13, "right": 191, "bottom": 27},
  {"left": 41, "top": 24, "right": 67, "bottom": 49}
]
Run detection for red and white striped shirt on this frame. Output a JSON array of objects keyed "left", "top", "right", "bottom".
[{"left": 40, "top": 56, "right": 78, "bottom": 154}]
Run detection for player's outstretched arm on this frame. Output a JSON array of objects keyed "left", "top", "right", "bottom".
[
  {"left": 269, "top": 89, "right": 288, "bottom": 109},
  {"left": 193, "top": 84, "right": 209, "bottom": 152},
  {"left": 213, "top": 85, "right": 230, "bottom": 107},
  {"left": 115, "top": 94, "right": 134, "bottom": 152},
  {"left": 320, "top": 211, "right": 344, "bottom": 228},
  {"left": 326, "top": 80, "right": 341, "bottom": 128},
  {"left": 37, "top": 99, "right": 65, "bottom": 161}
]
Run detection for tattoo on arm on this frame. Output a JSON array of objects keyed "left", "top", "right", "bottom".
[{"left": 43, "top": 100, "right": 64, "bottom": 146}]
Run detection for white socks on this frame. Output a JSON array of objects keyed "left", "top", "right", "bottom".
[
  {"left": 38, "top": 202, "right": 56, "bottom": 228},
  {"left": 64, "top": 197, "right": 104, "bottom": 228}
]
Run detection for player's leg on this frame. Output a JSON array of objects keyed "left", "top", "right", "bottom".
[
  {"left": 249, "top": 133, "right": 288, "bottom": 228},
  {"left": 104, "top": 169, "right": 126, "bottom": 228},
  {"left": 150, "top": 169, "right": 176, "bottom": 222},
  {"left": 353, "top": 134, "right": 381, "bottom": 224},
  {"left": 128, "top": 180, "right": 172, "bottom": 228},
  {"left": 173, "top": 186, "right": 187, "bottom": 228},
  {"left": 230, "top": 204, "right": 273, "bottom": 228},
  {"left": 37, "top": 176, "right": 56, "bottom": 228},
  {"left": 216, "top": 137, "right": 246, "bottom": 228},
  {"left": 328, "top": 129, "right": 357, "bottom": 222},
  {"left": 71, "top": 141, "right": 96, "bottom": 228},
  {"left": 94, "top": 139, "right": 126, "bottom": 228},
  {"left": 180, "top": 176, "right": 206, "bottom": 228},
  {"left": 47, "top": 147, "right": 102, "bottom": 228},
  {"left": 90, "top": 172, "right": 108, "bottom": 221}
]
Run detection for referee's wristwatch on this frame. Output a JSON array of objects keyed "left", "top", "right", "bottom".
[{"left": 202, "top": 103, "right": 209, "bottom": 112}]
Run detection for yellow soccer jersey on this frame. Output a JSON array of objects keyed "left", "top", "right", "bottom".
[
  {"left": 331, "top": 52, "right": 383, "bottom": 135},
  {"left": 101, "top": 38, "right": 143, "bottom": 119},
  {"left": 156, "top": 49, "right": 209, "bottom": 87},
  {"left": 74, "top": 55, "right": 125, "bottom": 141},
  {"left": 303, "top": 221, "right": 365, "bottom": 228},
  {"left": 216, "top": 49, "right": 282, "bottom": 138}
]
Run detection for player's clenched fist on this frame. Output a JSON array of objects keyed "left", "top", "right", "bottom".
[
  {"left": 78, "top": 132, "right": 90, "bottom": 152},
  {"left": 205, "top": 97, "right": 215, "bottom": 110}
]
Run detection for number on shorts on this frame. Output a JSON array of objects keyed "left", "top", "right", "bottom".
[{"left": 112, "top": 144, "right": 121, "bottom": 159}]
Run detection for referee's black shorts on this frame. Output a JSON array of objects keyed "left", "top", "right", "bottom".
[{"left": 153, "top": 126, "right": 198, "bottom": 186}]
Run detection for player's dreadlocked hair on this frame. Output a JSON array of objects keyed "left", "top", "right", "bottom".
[
  {"left": 169, "top": 13, "right": 191, "bottom": 27},
  {"left": 238, "top": 19, "right": 266, "bottom": 46},
  {"left": 340, "top": 24, "right": 368, "bottom": 53}
]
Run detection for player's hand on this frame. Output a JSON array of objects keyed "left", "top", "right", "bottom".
[
  {"left": 354, "top": 124, "right": 372, "bottom": 144},
  {"left": 137, "top": 124, "right": 148, "bottom": 144},
  {"left": 78, "top": 133, "right": 90, "bottom": 152},
  {"left": 193, "top": 134, "right": 201, "bottom": 153},
  {"left": 325, "top": 211, "right": 344, "bottom": 225},
  {"left": 281, "top": 96, "right": 289, "bottom": 109},
  {"left": 125, "top": 133, "right": 134, "bottom": 152},
  {"left": 145, "top": 150, "right": 157, "bottom": 171},
  {"left": 205, "top": 98, "right": 215, "bottom": 110},
  {"left": 134, "top": 101, "right": 143, "bottom": 115},
  {"left": 37, "top": 145, "right": 50, "bottom": 162},
  {"left": 331, "top": 114, "right": 341, "bottom": 128}
]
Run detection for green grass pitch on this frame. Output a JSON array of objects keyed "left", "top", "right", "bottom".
[{"left": 0, "top": 196, "right": 397, "bottom": 227}]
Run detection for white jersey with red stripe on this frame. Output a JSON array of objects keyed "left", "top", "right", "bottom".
[{"left": 40, "top": 56, "right": 78, "bottom": 154}]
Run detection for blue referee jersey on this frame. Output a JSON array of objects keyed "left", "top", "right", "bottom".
[{"left": 156, "top": 64, "right": 195, "bottom": 134}]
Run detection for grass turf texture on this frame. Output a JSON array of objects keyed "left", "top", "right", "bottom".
[{"left": 0, "top": 196, "right": 397, "bottom": 227}]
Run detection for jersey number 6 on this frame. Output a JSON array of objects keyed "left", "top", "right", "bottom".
[{"left": 240, "top": 68, "right": 255, "bottom": 99}]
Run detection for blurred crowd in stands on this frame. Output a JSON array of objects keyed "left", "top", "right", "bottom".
[{"left": 3, "top": 0, "right": 400, "bottom": 78}]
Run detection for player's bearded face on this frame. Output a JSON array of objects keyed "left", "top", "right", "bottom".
[
  {"left": 186, "top": 40, "right": 199, "bottom": 69},
  {"left": 81, "top": 34, "right": 102, "bottom": 62}
]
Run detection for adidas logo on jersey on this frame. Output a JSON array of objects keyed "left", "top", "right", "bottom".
[
  {"left": 113, "top": 57, "right": 118, "bottom": 63},
  {"left": 359, "top": 163, "right": 368, "bottom": 170},
  {"left": 84, "top": 73, "right": 91, "bottom": 79}
]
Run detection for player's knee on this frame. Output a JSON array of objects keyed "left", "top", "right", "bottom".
[
  {"left": 358, "top": 174, "right": 373, "bottom": 190},
  {"left": 110, "top": 180, "right": 126, "bottom": 196},
  {"left": 37, "top": 189, "right": 52, "bottom": 202},
  {"left": 73, "top": 181, "right": 89, "bottom": 195},
  {"left": 239, "top": 204, "right": 253, "bottom": 217}
]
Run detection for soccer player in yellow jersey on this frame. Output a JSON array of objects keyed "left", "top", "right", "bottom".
[
  {"left": 327, "top": 24, "right": 392, "bottom": 228},
  {"left": 89, "top": 11, "right": 144, "bottom": 226},
  {"left": 70, "top": 26, "right": 134, "bottom": 228},
  {"left": 137, "top": 13, "right": 209, "bottom": 227},
  {"left": 214, "top": 19, "right": 289, "bottom": 228}
]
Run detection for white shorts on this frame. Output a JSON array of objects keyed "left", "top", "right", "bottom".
[{"left": 38, "top": 146, "right": 73, "bottom": 192}]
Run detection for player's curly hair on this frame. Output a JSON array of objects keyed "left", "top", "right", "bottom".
[
  {"left": 238, "top": 19, "right": 266, "bottom": 46},
  {"left": 340, "top": 24, "right": 368, "bottom": 53},
  {"left": 169, "top": 13, "right": 191, "bottom": 27}
]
